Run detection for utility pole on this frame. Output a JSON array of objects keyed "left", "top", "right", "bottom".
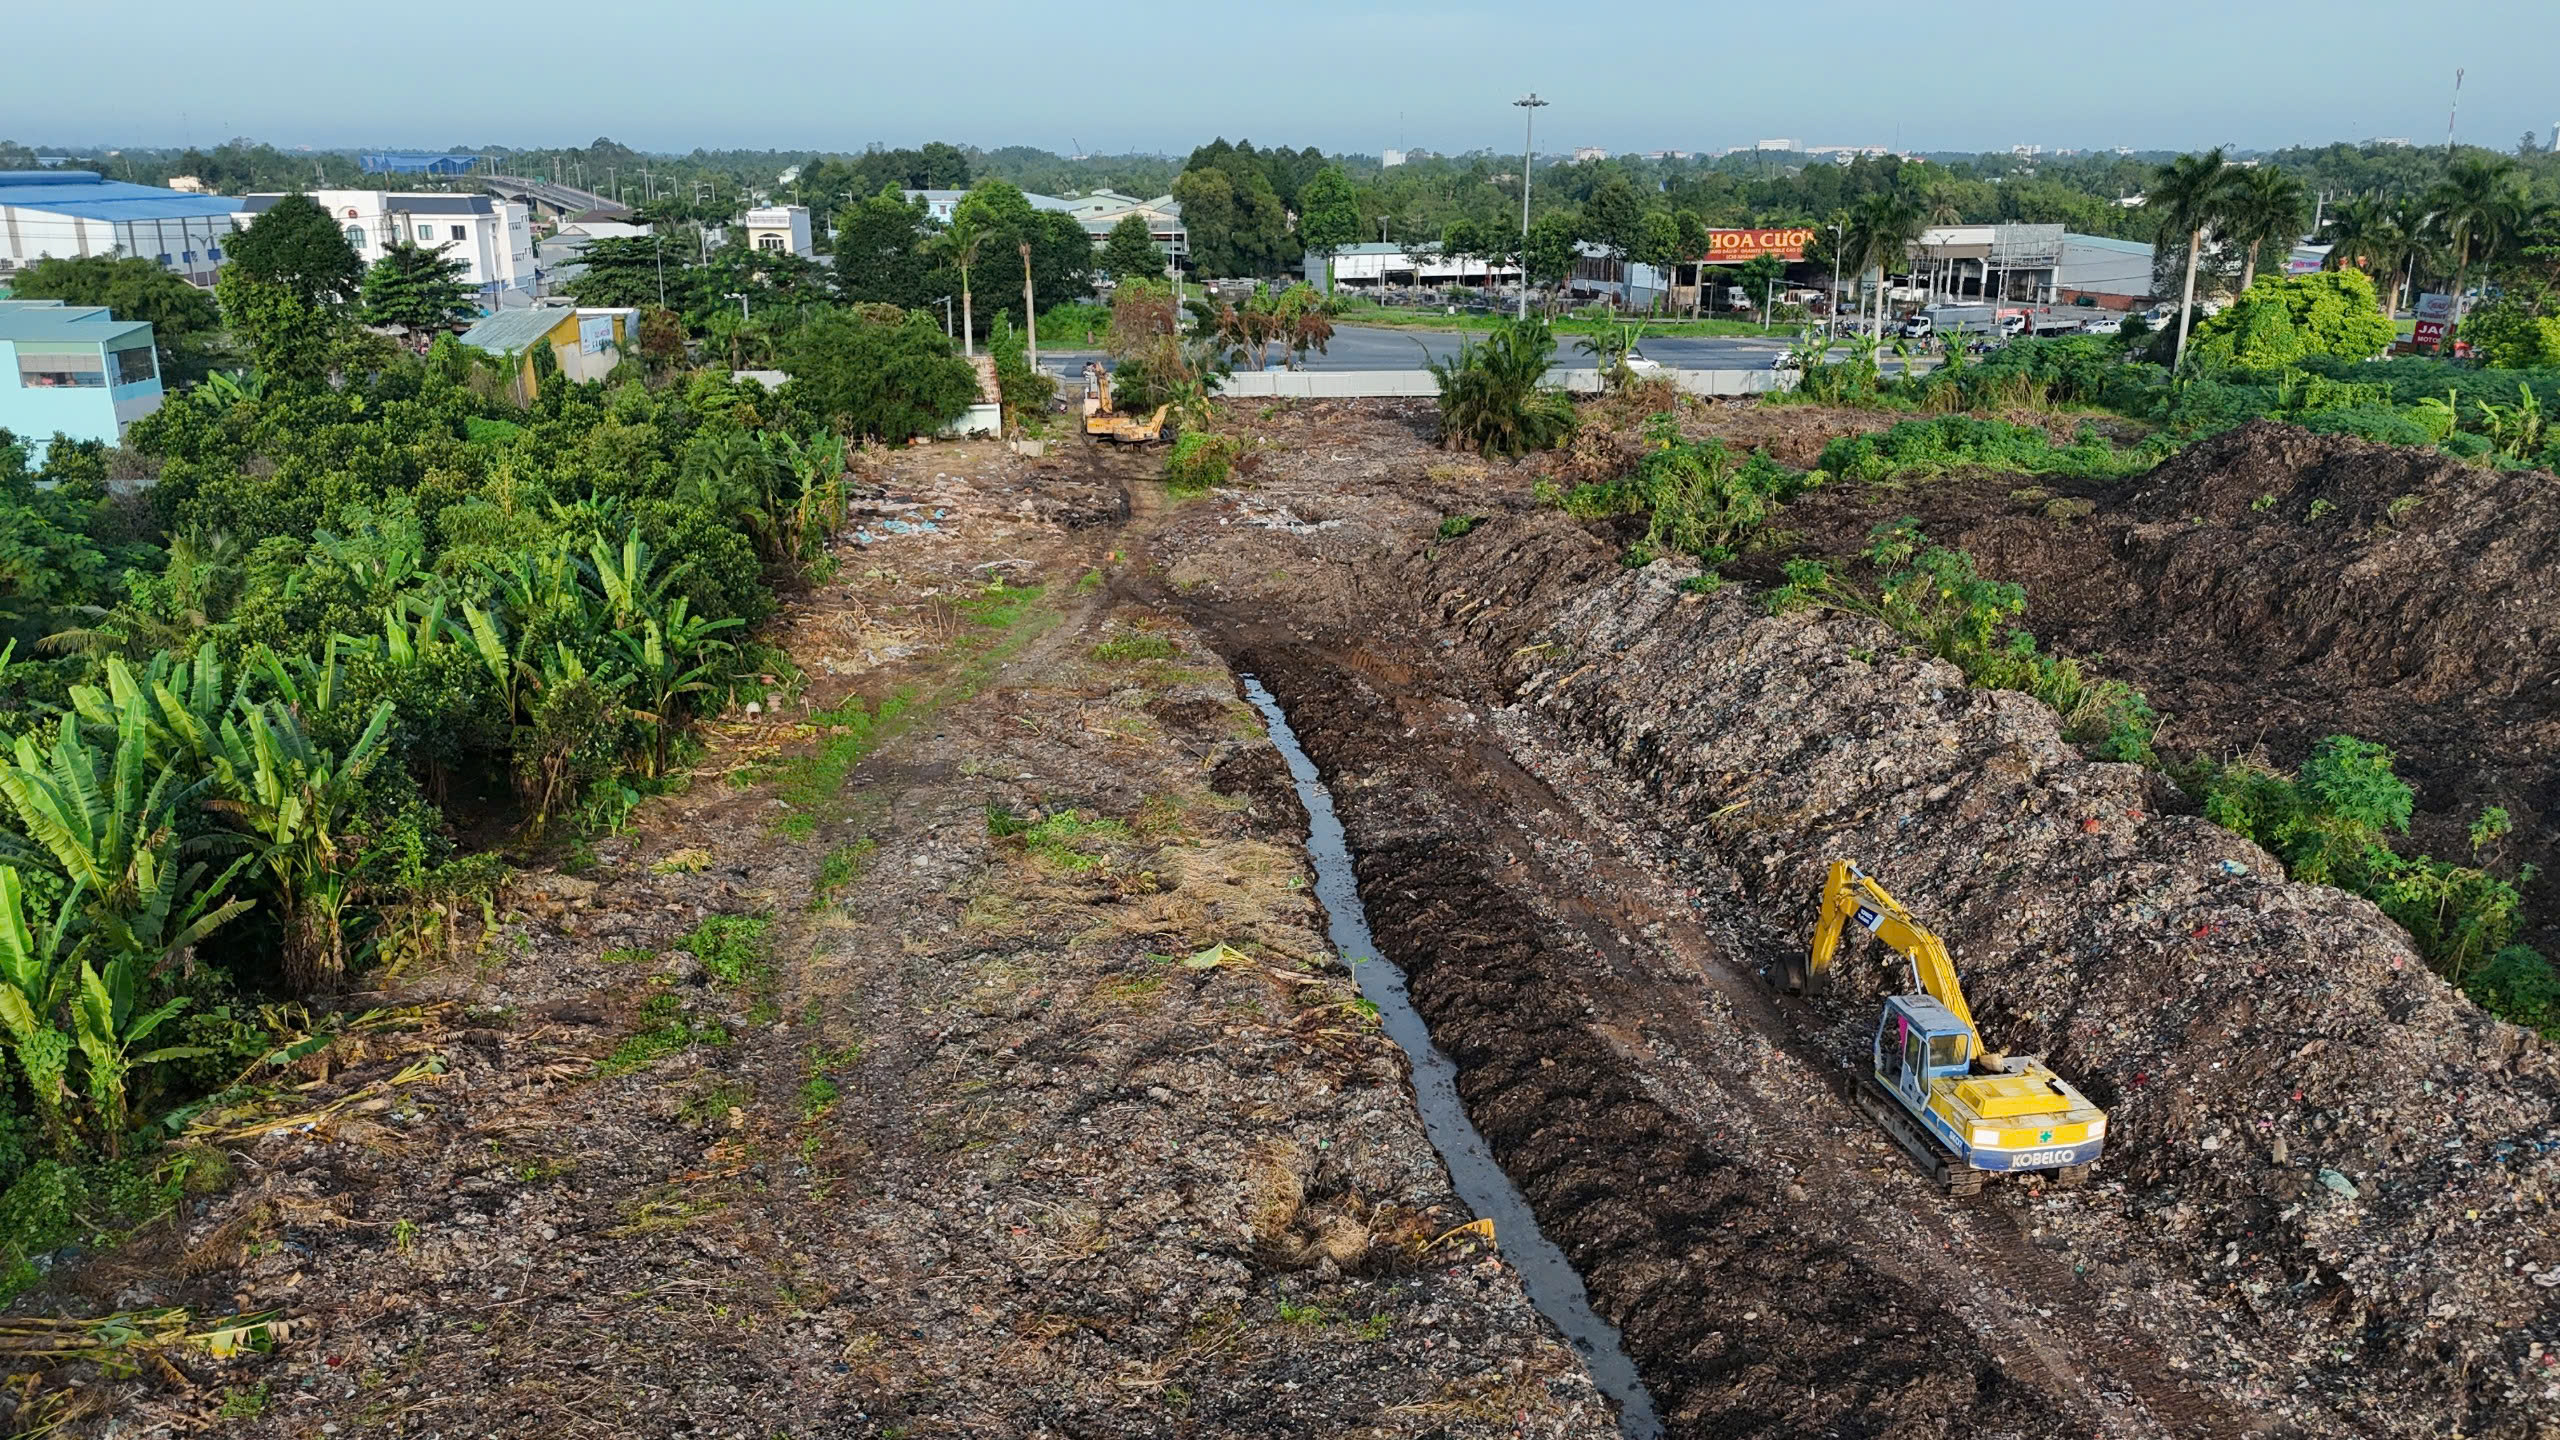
[
  {"left": 1514, "top": 93, "right": 1546, "bottom": 321},
  {"left": 1021, "top": 239, "right": 1039, "bottom": 380}
]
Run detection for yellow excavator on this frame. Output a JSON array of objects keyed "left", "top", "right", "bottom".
[
  {"left": 1081, "top": 362, "right": 1169, "bottom": 444},
  {"left": 1788, "top": 860, "right": 2108, "bottom": 1195}
]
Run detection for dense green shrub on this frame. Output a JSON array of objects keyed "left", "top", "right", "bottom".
[
  {"left": 1816, "top": 415, "right": 2152, "bottom": 482},
  {"left": 1163, "top": 431, "right": 1240, "bottom": 495},
  {"left": 1427, "top": 318, "right": 1575, "bottom": 458},
  {"left": 779, "top": 308, "right": 979, "bottom": 441},
  {"left": 2195, "top": 736, "right": 2528, "bottom": 987},
  {"left": 2184, "top": 269, "right": 2396, "bottom": 372},
  {"left": 2464, "top": 946, "right": 2559, "bottom": 1037},
  {"left": 1540, "top": 416, "right": 1809, "bottom": 572},
  {"left": 1853, "top": 524, "right": 2156, "bottom": 762},
  {"left": 2299, "top": 407, "right": 2438, "bottom": 447}
]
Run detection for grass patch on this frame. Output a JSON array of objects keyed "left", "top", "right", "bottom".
[
  {"left": 1436, "top": 514, "right": 1481, "bottom": 539},
  {"left": 600, "top": 945, "right": 655, "bottom": 965},
  {"left": 463, "top": 417, "right": 524, "bottom": 446},
  {"left": 814, "top": 838, "right": 876, "bottom": 906},
  {"left": 1092, "top": 632, "right": 1178, "bottom": 663},
  {"left": 986, "top": 805, "right": 1131, "bottom": 871},
  {"left": 599, "top": 994, "right": 731, "bottom": 1076},
  {"left": 652, "top": 847, "right": 714, "bottom": 874},
  {"left": 1816, "top": 414, "right": 2159, "bottom": 484},
  {"left": 679, "top": 914, "right": 773, "bottom": 986},
  {"left": 757, "top": 694, "right": 913, "bottom": 842}
]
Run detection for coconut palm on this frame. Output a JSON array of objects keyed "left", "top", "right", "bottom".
[
  {"left": 1843, "top": 193, "right": 1924, "bottom": 339},
  {"left": 927, "top": 215, "right": 989, "bottom": 357},
  {"left": 2145, "top": 148, "right": 2236, "bottom": 371},
  {"left": 2225, "top": 166, "right": 2309, "bottom": 294},
  {"left": 2428, "top": 157, "right": 2526, "bottom": 353},
  {"left": 2322, "top": 194, "right": 2414, "bottom": 314}
]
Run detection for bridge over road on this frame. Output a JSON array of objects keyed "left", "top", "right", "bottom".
[{"left": 483, "top": 174, "right": 631, "bottom": 220}]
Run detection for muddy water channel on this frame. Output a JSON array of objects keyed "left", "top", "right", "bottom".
[{"left": 1239, "top": 676, "right": 1663, "bottom": 1440}]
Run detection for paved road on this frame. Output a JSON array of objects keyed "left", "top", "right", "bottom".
[{"left": 1039, "top": 323, "right": 1796, "bottom": 381}]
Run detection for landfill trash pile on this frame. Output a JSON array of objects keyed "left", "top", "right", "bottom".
[
  {"left": 1467, "top": 535, "right": 2560, "bottom": 1435},
  {"left": 1774, "top": 419, "right": 2560, "bottom": 944}
]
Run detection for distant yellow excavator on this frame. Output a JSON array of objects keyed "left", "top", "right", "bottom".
[
  {"left": 1081, "top": 363, "right": 1169, "bottom": 444},
  {"left": 1788, "top": 860, "right": 2108, "bottom": 1195}
]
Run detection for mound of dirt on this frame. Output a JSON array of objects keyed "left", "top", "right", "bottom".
[
  {"left": 1776, "top": 419, "right": 2560, "bottom": 946},
  {"left": 1495, "top": 549, "right": 2560, "bottom": 1437}
]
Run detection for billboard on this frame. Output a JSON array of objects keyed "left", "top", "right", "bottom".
[
  {"left": 1704, "top": 227, "right": 1816, "bottom": 262},
  {"left": 578, "top": 315, "right": 616, "bottom": 356},
  {"left": 2412, "top": 292, "right": 2453, "bottom": 349}
]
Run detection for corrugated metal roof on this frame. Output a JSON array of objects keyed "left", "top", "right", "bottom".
[
  {"left": 2060, "top": 233, "right": 2154, "bottom": 255},
  {"left": 0, "top": 299, "right": 153, "bottom": 346},
  {"left": 0, "top": 170, "right": 241, "bottom": 222},
  {"left": 457, "top": 308, "right": 566, "bottom": 353}
]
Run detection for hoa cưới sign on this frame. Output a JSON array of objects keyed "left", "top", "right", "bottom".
[{"left": 1705, "top": 227, "right": 1816, "bottom": 261}]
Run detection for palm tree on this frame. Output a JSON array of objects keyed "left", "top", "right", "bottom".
[
  {"left": 928, "top": 215, "right": 989, "bottom": 357},
  {"left": 2428, "top": 157, "right": 2525, "bottom": 353},
  {"left": 2224, "top": 166, "right": 2309, "bottom": 294},
  {"left": 1843, "top": 194, "right": 1924, "bottom": 339},
  {"left": 2145, "top": 148, "right": 2235, "bottom": 371},
  {"left": 2321, "top": 194, "right": 2413, "bottom": 315}
]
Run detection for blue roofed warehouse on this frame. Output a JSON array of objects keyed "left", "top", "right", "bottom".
[{"left": 0, "top": 171, "right": 241, "bottom": 288}]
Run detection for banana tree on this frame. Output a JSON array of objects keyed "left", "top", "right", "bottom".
[
  {"left": 584, "top": 532, "right": 683, "bottom": 630},
  {"left": 72, "top": 945, "right": 208, "bottom": 1156},
  {"left": 613, "top": 599, "right": 743, "bottom": 776},
  {"left": 206, "top": 696, "right": 397, "bottom": 993},
  {"left": 0, "top": 868, "right": 79, "bottom": 1153}
]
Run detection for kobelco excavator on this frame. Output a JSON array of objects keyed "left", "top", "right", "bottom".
[
  {"left": 1788, "top": 860, "right": 2108, "bottom": 1195},
  {"left": 1081, "top": 363, "right": 1169, "bottom": 444}
]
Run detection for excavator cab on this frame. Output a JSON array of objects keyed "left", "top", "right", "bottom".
[{"left": 1873, "top": 996, "right": 1973, "bottom": 1108}]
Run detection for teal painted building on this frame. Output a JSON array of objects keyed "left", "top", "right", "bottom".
[{"left": 0, "top": 299, "right": 163, "bottom": 452}]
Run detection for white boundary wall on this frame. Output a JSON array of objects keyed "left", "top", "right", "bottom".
[{"left": 1210, "top": 369, "right": 1794, "bottom": 399}]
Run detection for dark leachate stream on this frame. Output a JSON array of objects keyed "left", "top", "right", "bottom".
[{"left": 1239, "top": 676, "right": 1662, "bottom": 1440}]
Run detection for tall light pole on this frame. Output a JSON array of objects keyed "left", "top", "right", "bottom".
[
  {"left": 1828, "top": 221, "right": 1844, "bottom": 333},
  {"left": 1514, "top": 93, "right": 1547, "bottom": 320}
]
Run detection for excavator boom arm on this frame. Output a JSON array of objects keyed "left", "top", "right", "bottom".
[{"left": 1805, "top": 860, "right": 1983, "bottom": 1053}]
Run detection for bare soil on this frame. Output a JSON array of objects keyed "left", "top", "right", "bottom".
[
  {"left": 29, "top": 400, "right": 2560, "bottom": 1440},
  {"left": 32, "top": 440, "right": 1613, "bottom": 1440},
  {"left": 1135, "top": 399, "right": 2558, "bottom": 1439}
]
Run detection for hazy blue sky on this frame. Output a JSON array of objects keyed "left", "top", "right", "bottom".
[{"left": 13, "top": 0, "right": 2560, "bottom": 158}]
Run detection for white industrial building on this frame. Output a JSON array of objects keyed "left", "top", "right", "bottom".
[
  {"left": 1318, "top": 242, "right": 1522, "bottom": 288},
  {"left": 0, "top": 170, "right": 242, "bottom": 288},
  {"left": 238, "top": 190, "right": 537, "bottom": 305}
]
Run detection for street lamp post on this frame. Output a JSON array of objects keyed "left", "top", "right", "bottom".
[
  {"left": 1828, "top": 221, "right": 1844, "bottom": 334},
  {"left": 726, "top": 291, "right": 750, "bottom": 321},
  {"left": 1514, "top": 93, "right": 1547, "bottom": 321}
]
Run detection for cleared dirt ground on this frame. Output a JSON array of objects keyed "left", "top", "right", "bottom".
[
  {"left": 26, "top": 398, "right": 2560, "bottom": 1440},
  {"left": 31, "top": 441, "right": 1612, "bottom": 1440}
]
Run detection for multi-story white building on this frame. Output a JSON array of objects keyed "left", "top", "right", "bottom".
[
  {"left": 741, "top": 205, "right": 812, "bottom": 257},
  {"left": 238, "top": 190, "right": 537, "bottom": 305},
  {"left": 0, "top": 170, "right": 242, "bottom": 288}
]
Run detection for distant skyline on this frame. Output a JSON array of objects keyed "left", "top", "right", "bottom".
[{"left": 12, "top": 0, "right": 2560, "bottom": 160}]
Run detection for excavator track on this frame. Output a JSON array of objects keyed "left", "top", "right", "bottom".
[{"left": 1856, "top": 1077, "right": 1983, "bottom": 1197}]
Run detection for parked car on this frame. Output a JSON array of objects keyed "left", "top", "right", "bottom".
[
  {"left": 2081, "top": 313, "right": 2124, "bottom": 335},
  {"left": 1622, "top": 350, "right": 1667, "bottom": 376}
]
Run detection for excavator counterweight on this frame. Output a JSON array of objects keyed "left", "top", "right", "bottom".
[{"left": 1792, "top": 860, "right": 2108, "bottom": 1195}]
